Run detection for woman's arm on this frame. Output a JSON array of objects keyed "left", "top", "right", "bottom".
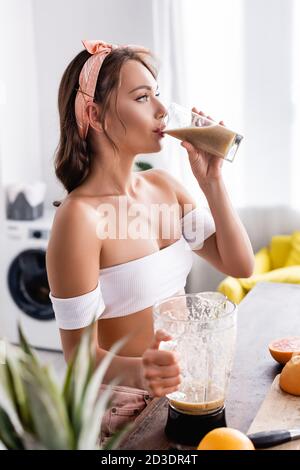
[
  {"left": 46, "top": 199, "right": 143, "bottom": 388},
  {"left": 180, "top": 107, "right": 254, "bottom": 278},
  {"left": 59, "top": 323, "right": 144, "bottom": 388},
  {"left": 46, "top": 198, "right": 181, "bottom": 395},
  {"left": 194, "top": 179, "right": 254, "bottom": 278},
  {"left": 151, "top": 125, "right": 254, "bottom": 279}
]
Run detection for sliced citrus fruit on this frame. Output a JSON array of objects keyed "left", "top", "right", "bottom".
[
  {"left": 268, "top": 336, "right": 300, "bottom": 364},
  {"left": 279, "top": 354, "right": 300, "bottom": 396},
  {"left": 197, "top": 427, "right": 255, "bottom": 450}
]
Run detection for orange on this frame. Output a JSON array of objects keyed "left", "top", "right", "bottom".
[
  {"left": 279, "top": 354, "right": 300, "bottom": 396},
  {"left": 197, "top": 427, "right": 255, "bottom": 450},
  {"left": 268, "top": 336, "right": 300, "bottom": 364}
]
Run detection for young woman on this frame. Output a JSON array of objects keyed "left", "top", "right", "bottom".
[{"left": 46, "top": 40, "right": 254, "bottom": 444}]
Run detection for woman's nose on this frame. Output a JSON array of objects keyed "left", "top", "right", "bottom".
[{"left": 156, "top": 104, "right": 168, "bottom": 121}]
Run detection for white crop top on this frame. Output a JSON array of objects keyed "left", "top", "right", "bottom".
[{"left": 49, "top": 207, "right": 216, "bottom": 330}]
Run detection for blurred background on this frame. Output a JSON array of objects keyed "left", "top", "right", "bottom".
[{"left": 0, "top": 0, "right": 299, "bottom": 352}]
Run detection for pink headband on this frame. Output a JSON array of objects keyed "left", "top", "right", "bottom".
[{"left": 75, "top": 39, "right": 149, "bottom": 140}]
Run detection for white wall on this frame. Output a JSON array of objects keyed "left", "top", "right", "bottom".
[
  {"left": 291, "top": 0, "right": 300, "bottom": 208},
  {"left": 0, "top": 0, "right": 41, "bottom": 300},
  {"left": 242, "top": 0, "right": 294, "bottom": 206},
  {"left": 31, "top": 0, "right": 155, "bottom": 207},
  {"left": 180, "top": 0, "right": 294, "bottom": 208},
  {"left": 0, "top": 0, "right": 42, "bottom": 185},
  {"left": 1, "top": 0, "right": 42, "bottom": 331},
  {"left": 181, "top": 0, "right": 245, "bottom": 205}
]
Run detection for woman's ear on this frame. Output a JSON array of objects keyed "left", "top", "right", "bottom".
[{"left": 86, "top": 102, "right": 103, "bottom": 133}]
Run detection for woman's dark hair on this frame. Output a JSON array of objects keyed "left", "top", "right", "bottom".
[{"left": 53, "top": 47, "right": 158, "bottom": 205}]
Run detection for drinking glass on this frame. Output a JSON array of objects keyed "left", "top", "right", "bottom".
[{"left": 163, "top": 102, "right": 243, "bottom": 162}]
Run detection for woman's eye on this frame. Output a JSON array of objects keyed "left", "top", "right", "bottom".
[
  {"left": 136, "top": 94, "right": 149, "bottom": 102},
  {"left": 136, "top": 92, "right": 160, "bottom": 102}
]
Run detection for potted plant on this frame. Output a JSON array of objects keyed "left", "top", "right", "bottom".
[
  {"left": 134, "top": 161, "right": 153, "bottom": 172},
  {"left": 0, "top": 325, "right": 130, "bottom": 450}
]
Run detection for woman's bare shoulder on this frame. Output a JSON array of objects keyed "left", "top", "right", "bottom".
[
  {"left": 141, "top": 169, "right": 196, "bottom": 206},
  {"left": 46, "top": 197, "right": 101, "bottom": 297},
  {"left": 53, "top": 196, "right": 101, "bottom": 227},
  {"left": 139, "top": 168, "right": 176, "bottom": 191}
]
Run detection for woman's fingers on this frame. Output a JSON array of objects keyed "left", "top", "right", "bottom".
[
  {"left": 150, "top": 329, "right": 172, "bottom": 350},
  {"left": 152, "top": 375, "right": 181, "bottom": 388},
  {"left": 143, "top": 348, "right": 178, "bottom": 367},
  {"left": 192, "top": 106, "right": 205, "bottom": 116},
  {"left": 144, "top": 363, "right": 181, "bottom": 380},
  {"left": 192, "top": 106, "right": 225, "bottom": 124},
  {"left": 150, "top": 376, "right": 181, "bottom": 394},
  {"left": 181, "top": 140, "right": 196, "bottom": 153},
  {"left": 142, "top": 329, "right": 182, "bottom": 397},
  {"left": 149, "top": 377, "right": 181, "bottom": 397}
]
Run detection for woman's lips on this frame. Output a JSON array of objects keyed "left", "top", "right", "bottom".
[
  {"left": 153, "top": 128, "right": 166, "bottom": 138},
  {"left": 154, "top": 131, "right": 165, "bottom": 139}
]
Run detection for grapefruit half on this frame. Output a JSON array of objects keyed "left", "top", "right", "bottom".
[{"left": 268, "top": 336, "right": 300, "bottom": 364}]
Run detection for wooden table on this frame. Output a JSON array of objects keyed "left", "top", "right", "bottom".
[{"left": 118, "top": 282, "right": 300, "bottom": 450}]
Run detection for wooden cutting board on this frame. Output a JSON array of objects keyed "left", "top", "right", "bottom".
[{"left": 247, "top": 374, "right": 300, "bottom": 450}]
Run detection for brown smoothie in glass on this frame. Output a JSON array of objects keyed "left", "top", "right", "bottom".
[
  {"left": 168, "top": 382, "right": 224, "bottom": 415},
  {"left": 165, "top": 125, "right": 238, "bottom": 159}
]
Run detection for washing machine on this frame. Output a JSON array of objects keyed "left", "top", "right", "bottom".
[{"left": 1, "top": 209, "right": 61, "bottom": 350}]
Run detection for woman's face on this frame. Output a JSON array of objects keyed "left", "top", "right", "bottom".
[{"left": 104, "top": 59, "right": 167, "bottom": 156}]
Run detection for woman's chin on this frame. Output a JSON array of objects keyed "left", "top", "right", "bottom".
[
  {"left": 137, "top": 138, "right": 164, "bottom": 154},
  {"left": 152, "top": 140, "right": 164, "bottom": 152}
]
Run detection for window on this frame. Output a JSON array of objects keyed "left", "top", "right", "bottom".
[
  {"left": 181, "top": 0, "right": 245, "bottom": 204},
  {"left": 291, "top": 0, "right": 300, "bottom": 208}
]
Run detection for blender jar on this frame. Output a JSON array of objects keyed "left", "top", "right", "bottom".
[{"left": 153, "top": 292, "right": 237, "bottom": 445}]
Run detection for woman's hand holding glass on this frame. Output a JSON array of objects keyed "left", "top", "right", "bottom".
[{"left": 181, "top": 107, "right": 225, "bottom": 189}]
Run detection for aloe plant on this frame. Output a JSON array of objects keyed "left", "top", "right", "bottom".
[{"left": 0, "top": 325, "right": 131, "bottom": 450}]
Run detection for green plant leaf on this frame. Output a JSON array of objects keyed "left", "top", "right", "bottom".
[
  {"left": 63, "top": 325, "right": 95, "bottom": 424},
  {"left": 0, "top": 357, "right": 18, "bottom": 414},
  {"left": 0, "top": 441, "right": 7, "bottom": 450},
  {"left": 71, "top": 328, "right": 94, "bottom": 436},
  {"left": 26, "top": 358, "right": 74, "bottom": 445},
  {"left": 73, "top": 329, "right": 93, "bottom": 405},
  {"left": 42, "top": 363, "right": 74, "bottom": 438},
  {"left": 62, "top": 349, "right": 76, "bottom": 421},
  {"left": 77, "top": 377, "right": 119, "bottom": 450},
  {"left": 0, "top": 382, "right": 24, "bottom": 437},
  {"left": 77, "top": 335, "right": 130, "bottom": 449},
  {"left": 135, "top": 161, "right": 153, "bottom": 171},
  {"left": 17, "top": 323, "right": 39, "bottom": 365},
  {"left": 5, "top": 345, "right": 32, "bottom": 430},
  {"left": 61, "top": 325, "right": 95, "bottom": 439},
  {"left": 0, "top": 406, "right": 24, "bottom": 450},
  {"left": 80, "top": 335, "right": 129, "bottom": 423},
  {"left": 22, "top": 368, "right": 73, "bottom": 450}
]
